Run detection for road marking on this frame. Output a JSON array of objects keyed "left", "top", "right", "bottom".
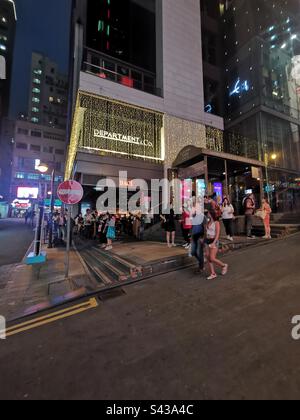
[{"left": 2, "top": 298, "right": 98, "bottom": 338}]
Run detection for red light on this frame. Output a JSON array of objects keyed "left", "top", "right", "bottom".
[{"left": 121, "top": 76, "right": 134, "bottom": 88}]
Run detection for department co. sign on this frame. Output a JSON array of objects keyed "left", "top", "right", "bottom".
[{"left": 78, "top": 93, "right": 163, "bottom": 162}]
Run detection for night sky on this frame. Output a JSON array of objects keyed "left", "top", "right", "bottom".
[{"left": 10, "top": 0, "right": 72, "bottom": 118}]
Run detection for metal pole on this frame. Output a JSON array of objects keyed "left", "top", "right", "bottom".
[
  {"left": 48, "top": 168, "right": 55, "bottom": 249},
  {"left": 35, "top": 203, "right": 44, "bottom": 256},
  {"left": 264, "top": 148, "right": 271, "bottom": 203},
  {"left": 65, "top": 205, "right": 72, "bottom": 280},
  {"left": 224, "top": 159, "right": 229, "bottom": 197}
]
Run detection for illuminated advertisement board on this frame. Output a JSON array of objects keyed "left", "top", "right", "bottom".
[
  {"left": 17, "top": 187, "right": 39, "bottom": 199},
  {"left": 78, "top": 93, "right": 164, "bottom": 162}
]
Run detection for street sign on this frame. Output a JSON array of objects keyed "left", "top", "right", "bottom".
[{"left": 57, "top": 180, "right": 83, "bottom": 205}]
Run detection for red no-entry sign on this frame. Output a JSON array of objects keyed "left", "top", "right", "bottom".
[{"left": 57, "top": 180, "right": 83, "bottom": 205}]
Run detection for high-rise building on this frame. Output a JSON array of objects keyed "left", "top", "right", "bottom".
[
  {"left": 9, "top": 119, "right": 65, "bottom": 216},
  {"left": 0, "top": 0, "right": 17, "bottom": 204},
  {"left": 28, "top": 52, "right": 68, "bottom": 130},
  {"left": 0, "top": 0, "right": 16, "bottom": 117},
  {"left": 219, "top": 0, "right": 300, "bottom": 212},
  {"left": 67, "top": 0, "right": 269, "bottom": 215}
]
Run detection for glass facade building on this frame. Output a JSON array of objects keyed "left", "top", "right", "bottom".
[{"left": 220, "top": 0, "right": 300, "bottom": 211}]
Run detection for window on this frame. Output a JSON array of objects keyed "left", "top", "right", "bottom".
[
  {"left": 44, "top": 132, "right": 65, "bottom": 142},
  {"left": 33, "top": 78, "right": 41, "bottom": 85},
  {"left": 16, "top": 143, "right": 27, "bottom": 150},
  {"left": 32, "top": 88, "right": 40, "bottom": 94},
  {"left": 17, "top": 128, "right": 29, "bottom": 135},
  {"left": 55, "top": 149, "right": 64, "bottom": 155},
  {"left": 43, "top": 146, "right": 54, "bottom": 154},
  {"left": 31, "top": 130, "right": 42, "bottom": 138},
  {"left": 49, "top": 96, "right": 54, "bottom": 103},
  {"left": 30, "top": 145, "right": 41, "bottom": 152},
  {"left": 32, "top": 97, "right": 40, "bottom": 103},
  {"left": 28, "top": 174, "right": 40, "bottom": 180},
  {"left": 34, "top": 69, "right": 42, "bottom": 75},
  {"left": 0, "top": 44, "right": 6, "bottom": 51},
  {"left": 31, "top": 117, "right": 39, "bottom": 123},
  {"left": 15, "top": 172, "right": 26, "bottom": 179},
  {"left": 32, "top": 107, "right": 39, "bottom": 113},
  {"left": 0, "top": 35, "right": 7, "bottom": 42}
]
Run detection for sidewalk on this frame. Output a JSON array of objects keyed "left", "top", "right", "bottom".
[
  {"left": 0, "top": 247, "right": 94, "bottom": 322},
  {"left": 0, "top": 235, "right": 274, "bottom": 322}
]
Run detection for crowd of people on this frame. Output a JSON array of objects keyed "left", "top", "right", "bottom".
[
  {"left": 38, "top": 192, "right": 272, "bottom": 280},
  {"left": 160, "top": 193, "right": 273, "bottom": 280},
  {"left": 73, "top": 210, "right": 147, "bottom": 251}
]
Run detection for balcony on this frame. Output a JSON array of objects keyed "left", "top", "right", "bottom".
[{"left": 83, "top": 47, "right": 162, "bottom": 97}]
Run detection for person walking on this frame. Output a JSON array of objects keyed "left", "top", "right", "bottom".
[
  {"left": 221, "top": 197, "right": 235, "bottom": 242},
  {"left": 191, "top": 204, "right": 206, "bottom": 274},
  {"left": 261, "top": 198, "right": 272, "bottom": 239},
  {"left": 205, "top": 210, "right": 229, "bottom": 281},
  {"left": 105, "top": 214, "right": 116, "bottom": 251},
  {"left": 244, "top": 194, "right": 256, "bottom": 238}
]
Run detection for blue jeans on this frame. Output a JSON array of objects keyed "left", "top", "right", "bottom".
[{"left": 191, "top": 234, "right": 204, "bottom": 269}]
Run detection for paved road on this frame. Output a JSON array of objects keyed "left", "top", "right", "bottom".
[
  {"left": 0, "top": 234, "right": 300, "bottom": 400},
  {"left": 0, "top": 219, "right": 34, "bottom": 266}
]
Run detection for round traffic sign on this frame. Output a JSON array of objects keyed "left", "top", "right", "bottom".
[{"left": 57, "top": 180, "right": 84, "bottom": 205}]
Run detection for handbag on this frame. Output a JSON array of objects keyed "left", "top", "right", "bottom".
[{"left": 255, "top": 210, "right": 266, "bottom": 220}]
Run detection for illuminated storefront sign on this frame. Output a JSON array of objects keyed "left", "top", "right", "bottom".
[
  {"left": 78, "top": 93, "right": 164, "bottom": 162},
  {"left": 11, "top": 199, "right": 30, "bottom": 209},
  {"left": 93, "top": 130, "right": 154, "bottom": 148},
  {"left": 229, "top": 78, "right": 250, "bottom": 97}
]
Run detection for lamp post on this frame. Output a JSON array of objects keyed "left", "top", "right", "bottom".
[
  {"left": 37, "top": 161, "right": 56, "bottom": 249},
  {"left": 264, "top": 146, "right": 278, "bottom": 203}
]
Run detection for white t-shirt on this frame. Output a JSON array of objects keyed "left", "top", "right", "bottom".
[{"left": 222, "top": 205, "right": 234, "bottom": 220}]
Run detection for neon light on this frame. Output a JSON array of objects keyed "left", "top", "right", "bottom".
[
  {"left": 205, "top": 104, "right": 213, "bottom": 113},
  {"left": 229, "top": 78, "right": 250, "bottom": 97}
]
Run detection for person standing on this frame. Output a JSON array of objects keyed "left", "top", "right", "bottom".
[
  {"left": 244, "top": 194, "right": 256, "bottom": 239},
  {"left": 105, "top": 214, "right": 116, "bottom": 251},
  {"left": 161, "top": 205, "right": 177, "bottom": 248},
  {"left": 181, "top": 206, "right": 192, "bottom": 249},
  {"left": 206, "top": 210, "right": 229, "bottom": 281},
  {"left": 261, "top": 198, "right": 272, "bottom": 239},
  {"left": 221, "top": 197, "right": 235, "bottom": 242}
]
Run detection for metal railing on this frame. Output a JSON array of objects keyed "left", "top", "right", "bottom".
[{"left": 83, "top": 47, "right": 162, "bottom": 97}]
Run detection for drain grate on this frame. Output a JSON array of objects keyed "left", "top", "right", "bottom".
[{"left": 98, "top": 288, "right": 126, "bottom": 302}]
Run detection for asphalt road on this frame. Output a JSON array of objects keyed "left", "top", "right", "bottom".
[
  {"left": 0, "top": 233, "right": 300, "bottom": 400},
  {"left": 0, "top": 219, "right": 34, "bottom": 266}
]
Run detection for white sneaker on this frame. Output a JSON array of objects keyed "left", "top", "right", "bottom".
[
  {"left": 105, "top": 246, "right": 112, "bottom": 251},
  {"left": 207, "top": 274, "right": 218, "bottom": 281}
]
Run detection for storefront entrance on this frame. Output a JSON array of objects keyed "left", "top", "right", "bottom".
[{"left": 173, "top": 146, "right": 264, "bottom": 215}]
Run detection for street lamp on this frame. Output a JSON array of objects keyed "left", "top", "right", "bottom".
[{"left": 37, "top": 161, "right": 56, "bottom": 249}]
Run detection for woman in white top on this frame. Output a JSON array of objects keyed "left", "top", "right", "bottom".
[
  {"left": 221, "top": 197, "right": 235, "bottom": 242},
  {"left": 205, "top": 210, "right": 229, "bottom": 281}
]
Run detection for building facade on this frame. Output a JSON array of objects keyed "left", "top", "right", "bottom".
[
  {"left": 67, "top": 0, "right": 269, "bottom": 214},
  {"left": 221, "top": 0, "right": 300, "bottom": 212},
  {"left": 0, "top": 0, "right": 16, "bottom": 206},
  {"left": 28, "top": 52, "right": 68, "bottom": 130},
  {"left": 9, "top": 120, "right": 65, "bottom": 216}
]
